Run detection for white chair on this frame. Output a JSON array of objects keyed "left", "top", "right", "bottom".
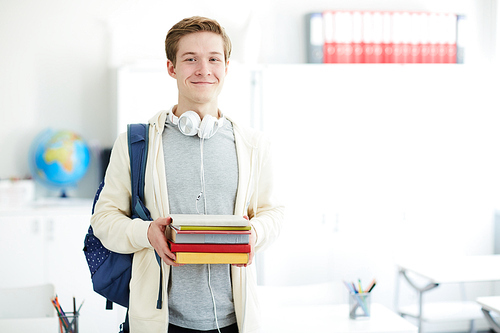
[{"left": 0, "top": 284, "right": 59, "bottom": 333}]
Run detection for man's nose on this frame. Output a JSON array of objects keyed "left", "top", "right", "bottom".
[{"left": 195, "top": 60, "right": 210, "bottom": 76}]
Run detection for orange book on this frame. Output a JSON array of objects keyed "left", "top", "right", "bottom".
[{"left": 174, "top": 252, "right": 249, "bottom": 264}]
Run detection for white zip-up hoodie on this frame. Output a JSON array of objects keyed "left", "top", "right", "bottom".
[{"left": 91, "top": 110, "right": 285, "bottom": 333}]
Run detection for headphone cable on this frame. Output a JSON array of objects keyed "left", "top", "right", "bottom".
[{"left": 197, "top": 137, "right": 208, "bottom": 214}]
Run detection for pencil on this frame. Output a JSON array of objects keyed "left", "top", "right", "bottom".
[
  {"left": 365, "top": 278, "right": 376, "bottom": 292},
  {"left": 367, "top": 281, "right": 377, "bottom": 292}
]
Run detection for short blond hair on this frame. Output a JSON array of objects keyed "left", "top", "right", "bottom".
[{"left": 165, "top": 16, "right": 232, "bottom": 66}]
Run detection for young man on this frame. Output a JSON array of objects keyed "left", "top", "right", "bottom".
[{"left": 91, "top": 16, "right": 284, "bottom": 333}]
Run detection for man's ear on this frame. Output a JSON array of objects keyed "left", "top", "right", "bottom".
[{"left": 167, "top": 60, "right": 176, "bottom": 78}]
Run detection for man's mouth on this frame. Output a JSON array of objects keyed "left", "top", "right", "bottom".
[{"left": 192, "top": 81, "right": 214, "bottom": 85}]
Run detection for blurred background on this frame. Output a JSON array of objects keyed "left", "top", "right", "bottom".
[{"left": 1, "top": 0, "right": 500, "bottom": 332}]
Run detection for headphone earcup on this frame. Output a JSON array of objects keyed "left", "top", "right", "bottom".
[
  {"left": 198, "top": 115, "right": 219, "bottom": 139},
  {"left": 177, "top": 111, "right": 201, "bottom": 136}
]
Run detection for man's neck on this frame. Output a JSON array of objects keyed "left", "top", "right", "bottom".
[{"left": 174, "top": 102, "right": 220, "bottom": 120}]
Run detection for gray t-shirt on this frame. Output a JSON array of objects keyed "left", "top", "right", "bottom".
[{"left": 163, "top": 115, "right": 239, "bottom": 330}]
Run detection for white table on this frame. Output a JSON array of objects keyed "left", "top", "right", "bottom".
[
  {"left": 477, "top": 296, "right": 500, "bottom": 333},
  {"left": 396, "top": 255, "right": 500, "bottom": 333},
  {"left": 260, "top": 303, "right": 417, "bottom": 333}
]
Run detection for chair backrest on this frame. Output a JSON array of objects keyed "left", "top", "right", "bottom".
[{"left": 0, "top": 284, "right": 56, "bottom": 319}]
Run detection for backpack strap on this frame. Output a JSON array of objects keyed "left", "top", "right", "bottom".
[
  {"left": 127, "top": 123, "right": 163, "bottom": 310},
  {"left": 127, "top": 123, "right": 150, "bottom": 221}
]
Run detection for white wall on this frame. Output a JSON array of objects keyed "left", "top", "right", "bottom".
[
  {"left": 0, "top": 0, "right": 113, "bottom": 197},
  {"left": 0, "top": 0, "right": 494, "bottom": 198},
  {"left": 1, "top": 1, "right": 499, "bottom": 331}
]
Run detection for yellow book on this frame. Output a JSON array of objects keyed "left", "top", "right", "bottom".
[
  {"left": 174, "top": 252, "right": 249, "bottom": 264},
  {"left": 172, "top": 225, "right": 251, "bottom": 231}
]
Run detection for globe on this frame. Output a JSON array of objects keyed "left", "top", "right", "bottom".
[{"left": 29, "top": 129, "right": 91, "bottom": 197}]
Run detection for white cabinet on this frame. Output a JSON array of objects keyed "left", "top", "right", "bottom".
[
  {"left": 0, "top": 199, "right": 126, "bottom": 333},
  {"left": 0, "top": 215, "right": 46, "bottom": 287}
]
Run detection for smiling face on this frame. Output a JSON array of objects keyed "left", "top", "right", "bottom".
[{"left": 167, "top": 31, "right": 228, "bottom": 113}]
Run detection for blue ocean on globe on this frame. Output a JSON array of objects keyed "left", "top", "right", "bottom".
[{"left": 30, "top": 129, "right": 91, "bottom": 195}]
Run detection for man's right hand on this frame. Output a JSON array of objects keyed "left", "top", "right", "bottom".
[{"left": 147, "top": 216, "right": 182, "bottom": 266}]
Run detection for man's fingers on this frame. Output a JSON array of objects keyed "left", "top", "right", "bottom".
[
  {"left": 157, "top": 216, "right": 172, "bottom": 226},
  {"left": 160, "top": 238, "right": 183, "bottom": 267}
]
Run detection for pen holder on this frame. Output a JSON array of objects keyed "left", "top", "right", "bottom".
[
  {"left": 58, "top": 313, "right": 79, "bottom": 333},
  {"left": 349, "top": 292, "right": 371, "bottom": 319}
]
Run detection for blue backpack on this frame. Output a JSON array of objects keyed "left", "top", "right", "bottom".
[{"left": 83, "top": 123, "right": 163, "bottom": 316}]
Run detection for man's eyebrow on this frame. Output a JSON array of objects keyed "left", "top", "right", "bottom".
[
  {"left": 179, "top": 51, "right": 196, "bottom": 58},
  {"left": 180, "top": 51, "right": 223, "bottom": 57}
]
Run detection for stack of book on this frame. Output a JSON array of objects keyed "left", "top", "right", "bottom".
[{"left": 166, "top": 214, "right": 251, "bottom": 264}]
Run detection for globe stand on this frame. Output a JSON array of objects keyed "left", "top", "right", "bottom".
[{"left": 60, "top": 189, "right": 68, "bottom": 198}]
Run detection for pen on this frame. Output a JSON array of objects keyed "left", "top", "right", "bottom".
[
  {"left": 358, "top": 279, "right": 364, "bottom": 294},
  {"left": 343, "top": 280, "right": 355, "bottom": 293},
  {"left": 52, "top": 299, "right": 64, "bottom": 332},
  {"left": 73, "top": 296, "right": 78, "bottom": 333}
]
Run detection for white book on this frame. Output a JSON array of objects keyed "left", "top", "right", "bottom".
[{"left": 169, "top": 214, "right": 249, "bottom": 227}]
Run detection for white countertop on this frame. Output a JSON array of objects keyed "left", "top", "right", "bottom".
[{"left": 261, "top": 303, "right": 417, "bottom": 333}]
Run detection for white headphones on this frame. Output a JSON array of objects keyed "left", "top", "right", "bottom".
[{"left": 168, "top": 109, "right": 225, "bottom": 139}]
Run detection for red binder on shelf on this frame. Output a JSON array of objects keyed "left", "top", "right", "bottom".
[
  {"left": 335, "top": 11, "right": 354, "bottom": 63},
  {"left": 428, "top": 12, "right": 440, "bottom": 63},
  {"left": 391, "top": 12, "right": 405, "bottom": 63},
  {"left": 444, "top": 13, "right": 458, "bottom": 63},
  {"left": 323, "top": 11, "right": 337, "bottom": 63},
  {"left": 362, "top": 11, "right": 375, "bottom": 63},
  {"left": 373, "top": 12, "right": 384, "bottom": 63},
  {"left": 381, "top": 11, "right": 393, "bottom": 63},
  {"left": 316, "top": 10, "right": 459, "bottom": 65},
  {"left": 400, "top": 12, "right": 412, "bottom": 63},
  {"left": 420, "top": 12, "right": 432, "bottom": 63},
  {"left": 409, "top": 12, "right": 424, "bottom": 63},
  {"left": 352, "top": 11, "right": 364, "bottom": 63}
]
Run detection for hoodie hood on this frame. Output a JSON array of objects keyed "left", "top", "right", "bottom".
[{"left": 148, "top": 109, "right": 169, "bottom": 134}]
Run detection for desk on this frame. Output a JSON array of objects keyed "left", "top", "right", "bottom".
[
  {"left": 261, "top": 303, "right": 417, "bottom": 333},
  {"left": 477, "top": 296, "right": 500, "bottom": 333},
  {"left": 396, "top": 255, "right": 500, "bottom": 333}
]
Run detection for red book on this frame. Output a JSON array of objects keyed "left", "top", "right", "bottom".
[
  {"left": 352, "top": 11, "right": 364, "bottom": 63},
  {"left": 336, "top": 11, "right": 354, "bottom": 63},
  {"left": 371, "top": 11, "right": 384, "bottom": 63},
  {"left": 323, "top": 11, "right": 337, "bottom": 63},
  {"left": 420, "top": 12, "right": 432, "bottom": 63},
  {"left": 362, "top": 11, "right": 375, "bottom": 63},
  {"left": 428, "top": 13, "right": 440, "bottom": 63},
  {"left": 443, "top": 13, "right": 458, "bottom": 63},
  {"left": 381, "top": 12, "right": 393, "bottom": 63},
  {"left": 400, "top": 12, "right": 412, "bottom": 63},
  {"left": 392, "top": 12, "right": 405, "bottom": 63},
  {"left": 409, "top": 12, "right": 425, "bottom": 63},
  {"left": 168, "top": 240, "right": 251, "bottom": 253}
]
